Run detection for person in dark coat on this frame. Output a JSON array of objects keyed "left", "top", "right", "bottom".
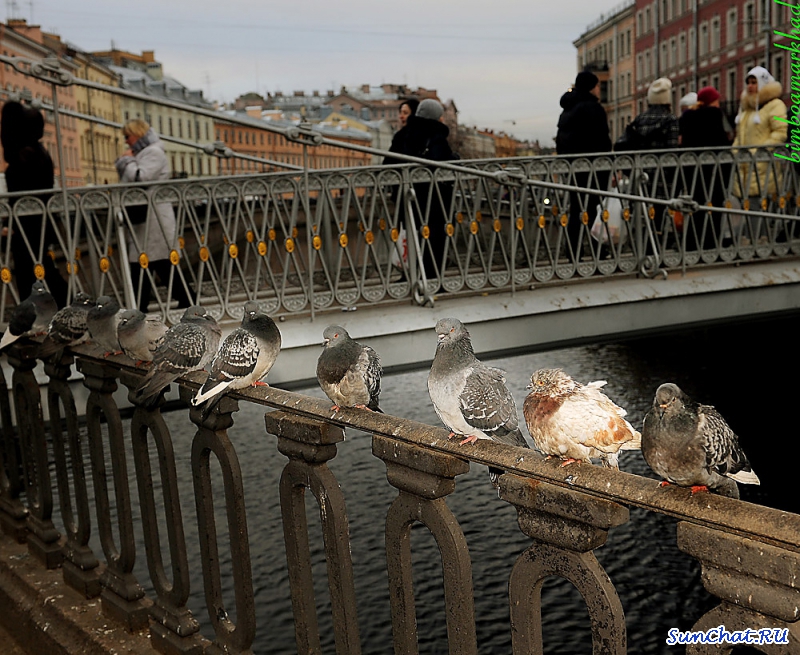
[
  {"left": 555, "top": 71, "right": 612, "bottom": 254},
  {"left": 383, "top": 98, "right": 420, "bottom": 167},
  {"left": 384, "top": 98, "right": 458, "bottom": 283},
  {"left": 678, "top": 86, "right": 733, "bottom": 248},
  {"left": 1, "top": 101, "right": 69, "bottom": 307}
]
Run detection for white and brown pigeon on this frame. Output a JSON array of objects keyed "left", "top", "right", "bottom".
[
  {"left": 522, "top": 368, "right": 641, "bottom": 469},
  {"left": 316, "top": 325, "right": 382, "bottom": 412},
  {"left": 116, "top": 309, "right": 168, "bottom": 366},
  {"left": 0, "top": 280, "right": 57, "bottom": 350},
  {"left": 192, "top": 301, "right": 282, "bottom": 413},
  {"left": 427, "top": 318, "right": 528, "bottom": 485},
  {"left": 87, "top": 295, "right": 125, "bottom": 357},
  {"left": 133, "top": 305, "right": 221, "bottom": 406},
  {"left": 37, "top": 291, "right": 95, "bottom": 359},
  {"left": 642, "top": 382, "right": 760, "bottom": 499}
]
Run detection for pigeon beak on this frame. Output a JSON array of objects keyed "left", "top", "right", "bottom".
[
  {"left": 437, "top": 333, "right": 445, "bottom": 341},
  {"left": 321, "top": 338, "right": 329, "bottom": 347}
]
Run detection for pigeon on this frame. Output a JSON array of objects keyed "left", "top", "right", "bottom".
[
  {"left": 192, "top": 301, "right": 282, "bottom": 413},
  {"left": 642, "top": 383, "right": 760, "bottom": 499},
  {"left": 132, "top": 305, "right": 221, "bottom": 406},
  {"left": 316, "top": 325, "right": 382, "bottom": 412},
  {"left": 0, "top": 280, "right": 58, "bottom": 350},
  {"left": 37, "top": 292, "right": 95, "bottom": 359},
  {"left": 86, "top": 295, "right": 125, "bottom": 357},
  {"left": 116, "top": 309, "right": 168, "bottom": 366},
  {"left": 522, "top": 368, "right": 641, "bottom": 469},
  {"left": 427, "top": 318, "right": 528, "bottom": 486}
]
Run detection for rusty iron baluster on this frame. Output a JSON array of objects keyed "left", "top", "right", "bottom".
[
  {"left": 189, "top": 396, "right": 256, "bottom": 655},
  {"left": 265, "top": 411, "right": 362, "bottom": 655},
  {"left": 122, "top": 374, "right": 206, "bottom": 655},
  {"left": 8, "top": 343, "right": 61, "bottom": 567},
  {"left": 0, "top": 347, "right": 28, "bottom": 542},
  {"left": 499, "top": 474, "right": 629, "bottom": 655},
  {"left": 372, "top": 434, "right": 477, "bottom": 655},
  {"left": 677, "top": 522, "right": 800, "bottom": 654},
  {"left": 45, "top": 352, "right": 100, "bottom": 597},
  {"left": 79, "top": 359, "right": 151, "bottom": 631}
]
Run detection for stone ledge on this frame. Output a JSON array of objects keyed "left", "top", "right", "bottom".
[{"left": 0, "top": 536, "right": 154, "bottom": 654}]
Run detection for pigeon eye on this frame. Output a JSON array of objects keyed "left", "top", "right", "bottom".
[{"left": 334, "top": 333, "right": 339, "bottom": 338}]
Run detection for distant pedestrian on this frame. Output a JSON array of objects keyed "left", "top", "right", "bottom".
[
  {"left": 679, "top": 86, "right": 731, "bottom": 148},
  {"left": 382, "top": 97, "right": 420, "bottom": 167},
  {"left": 1, "top": 101, "right": 69, "bottom": 307},
  {"left": 116, "top": 119, "right": 192, "bottom": 312},
  {"left": 679, "top": 92, "right": 697, "bottom": 115},
  {"left": 555, "top": 71, "right": 612, "bottom": 254},
  {"left": 616, "top": 78, "right": 679, "bottom": 151}
]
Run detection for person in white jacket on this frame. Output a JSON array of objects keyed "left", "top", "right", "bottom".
[{"left": 115, "top": 119, "right": 192, "bottom": 312}]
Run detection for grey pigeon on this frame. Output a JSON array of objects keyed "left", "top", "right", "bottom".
[
  {"left": 192, "top": 301, "right": 282, "bottom": 412},
  {"left": 116, "top": 309, "right": 168, "bottom": 365},
  {"left": 427, "top": 318, "right": 528, "bottom": 486},
  {"left": 87, "top": 295, "right": 124, "bottom": 356},
  {"left": 37, "top": 292, "right": 95, "bottom": 359},
  {"left": 642, "top": 383, "right": 760, "bottom": 499},
  {"left": 133, "top": 305, "right": 221, "bottom": 405},
  {"left": 0, "top": 281, "right": 57, "bottom": 350},
  {"left": 316, "top": 325, "right": 381, "bottom": 412},
  {"left": 523, "top": 368, "right": 641, "bottom": 469}
]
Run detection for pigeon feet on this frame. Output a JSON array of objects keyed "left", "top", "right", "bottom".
[
  {"left": 559, "top": 458, "right": 580, "bottom": 467},
  {"left": 354, "top": 404, "right": 373, "bottom": 411},
  {"left": 252, "top": 381, "right": 269, "bottom": 387},
  {"left": 459, "top": 435, "right": 479, "bottom": 445},
  {"left": 447, "top": 431, "right": 456, "bottom": 439},
  {"left": 690, "top": 485, "right": 709, "bottom": 495},
  {"left": 330, "top": 405, "right": 341, "bottom": 412},
  {"left": 659, "top": 480, "right": 671, "bottom": 487}
]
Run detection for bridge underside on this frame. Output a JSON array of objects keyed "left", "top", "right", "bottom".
[{"left": 270, "top": 259, "right": 800, "bottom": 387}]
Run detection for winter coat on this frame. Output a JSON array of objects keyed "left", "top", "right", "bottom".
[
  {"left": 2, "top": 102, "right": 54, "bottom": 193},
  {"left": 617, "top": 105, "right": 679, "bottom": 151},
  {"left": 555, "top": 89, "right": 612, "bottom": 155},
  {"left": 115, "top": 129, "right": 177, "bottom": 264},
  {"left": 732, "top": 81, "right": 787, "bottom": 198},
  {"left": 679, "top": 106, "right": 732, "bottom": 148},
  {"left": 398, "top": 115, "right": 458, "bottom": 162}
]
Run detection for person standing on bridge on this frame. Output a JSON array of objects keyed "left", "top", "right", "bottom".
[
  {"left": 555, "top": 71, "right": 612, "bottom": 256},
  {"left": 116, "top": 119, "right": 192, "bottom": 313}
]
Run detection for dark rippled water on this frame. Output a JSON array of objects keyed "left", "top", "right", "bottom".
[{"left": 90, "top": 316, "right": 796, "bottom": 654}]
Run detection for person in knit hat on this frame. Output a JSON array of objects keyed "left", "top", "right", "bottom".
[
  {"left": 679, "top": 92, "right": 698, "bottom": 114},
  {"left": 555, "top": 70, "right": 612, "bottom": 253},
  {"left": 616, "top": 78, "right": 679, "bottom": 150},
  {"left": 679, "top": 86, "right": 730, "bottom": 148}
]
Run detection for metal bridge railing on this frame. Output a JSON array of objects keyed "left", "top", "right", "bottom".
[
  {"left": 1, "top": 145, "right": 800, "bottom": 326},
  {"left": 0, "top": 343, "right": 797, "bottom": 653}
]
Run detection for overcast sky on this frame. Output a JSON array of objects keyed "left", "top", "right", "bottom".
[{"left": 11, "top": 0, "right": 612, "bottom": 145}]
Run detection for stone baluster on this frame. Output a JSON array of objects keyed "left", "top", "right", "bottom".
[
  {"left": 498, "top": 473, "right": 630, "bottom": 655},
  {"left": 8, "top": 343, "right": 61, "bottom": 567},
  {"left": 372, "top": 434, "right": 477, "bottom": 655},
  {"left": 79, "top": 359, "right": 151, "bottom": 631},
  {"left": 45, "top": 352, "right": 100, "bottom": 597},
  {"left": 0, "top": 349, "right": 27, "bottom": 542},
  {"left": 189, "top": 394, "right": 255, "bottom": 655},
  {"left": 121, "top": 378, "right": 206, "bottom": 654},
  {"left": 678, "top": 521, "right": 800, "bottom": 654},
  {"left": 265, "top": 410, "right": 361, "bottom": 655}
]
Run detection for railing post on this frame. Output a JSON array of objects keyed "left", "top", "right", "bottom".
[
  {"left": 677, "top": 522, "right": 800, "bottom": 653},
  {"left": 0, "top": 353, "right": 28, "bottom": 542},
  {"left": 372, "top": 434, "right": 476, "bottom": 655},
  {"left": 498, "top": 474, "right": 629, "bottom": 655},
  {"left": 265, "top": 410, "right": 361, "bottom": 655},
  {"left": 189, "top": 393, "right": 255, "bottom": 655},
  {"left": 7, "top": 343, "right": 61, "bottom": 567},
  {"left": 121, "top": 375, "right": 206, "bottom": 655},
  {"left": 45, "top": 352, "right": 101, "bottom": 597},
  {"left": 78, "top": 358, "right": 151, "bottom": 632}
]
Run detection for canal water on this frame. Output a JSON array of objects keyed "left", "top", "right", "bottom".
[{"left": 103, "top": 315, "right": 796, "bottom": 654}]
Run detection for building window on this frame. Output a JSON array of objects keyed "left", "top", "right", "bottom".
[
  {"left": 774, "top": 54, "right": 784, "bottom": 89},
  {"left": 159, "top": 116, "right": 164, "bottom": 134},
  {"left": 760, "top": 0, "right": 770, "bottom": 28},
  {"left": 662, "top": 0, "right": 669, "bottom": 23},
  {"left": 178, "top": 119, "right": 183, "bottom": 138},
  {"left": 637, "top": 53, "right": 643, "bottom": 79},
  {"left": 711, "top": 17, "right": 721, "bottom": 52},
  {"left": 744, "top": 2, "right": 756, "bottom": 38},
  {"left": 670, "top": 37, "right": 677, "bottom": 69},
  {"left": 626, "top": 30, "right": 631, "bottom": 55},
  {"left": 679, "top": 32, "right": 686, "bottom": 65},
  {"left": 700, "top": 22, "right": 709, "bottom": 57},
  {"left": 727, "top": 8, "right": 738, "bottom": 46},
  {"left": 727, "top": 68, "right": 737, "bottom": 101},
  {"left": 645, "top": 7, "right": 651, "bottom": 31},
  {"left": 168, "top": 117, "right": 174, "bottom": 137},
  {"left": 637, "top": 11, "right": 643, "bottom": 36},
  {"left": 661, "top": 42, "right": 668, "bottom": 71}
]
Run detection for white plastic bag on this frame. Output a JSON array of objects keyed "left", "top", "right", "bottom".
[
  {"left": 390, "top": 225, "right": 408, "bottom": 268},
  {"left": 591, "top": 195, "right": 627, "bottom": 245}
]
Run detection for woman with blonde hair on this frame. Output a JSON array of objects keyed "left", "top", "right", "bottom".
[{"left": 115, "top": 119, "right": 191, "bottom": 311}]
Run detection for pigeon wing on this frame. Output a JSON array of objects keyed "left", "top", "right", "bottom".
[
  {"left": 698, "top": 405, "right": 758, "bottom": 482},
  {"left": 358, "top": 345, "right": 382, "bottom": 411},
  {"left": 193, "top": 329, "right": 259, "bottom": 405},
  {"left": 460, "top": 365, "right": 525, "bottom": 447}
]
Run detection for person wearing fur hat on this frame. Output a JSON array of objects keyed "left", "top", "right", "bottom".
[
  {"left": 733, "top": 66, "right": 787, "bottom": 200},
  {"left": 616, "top": 78, "right": 679, "bottom": 151},
  {"left": 555, "top": 71, "right": 612, "bottom": 253},
  {"left": 116, "top": 119, "right": 192, "bottom": 312},
  {"left": 1, "top": 101, "right": 69, "bottom": 307}
]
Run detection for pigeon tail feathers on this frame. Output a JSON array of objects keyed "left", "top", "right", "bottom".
[{"left": 727, "top": 469, "right": 760, "bottom": 485}]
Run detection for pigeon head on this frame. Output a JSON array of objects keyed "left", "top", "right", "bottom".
[
  {"left": 243, "top": 301, "right": 261, "bottom": 321},
  {"left": 72, "top": 292, "right": 95, "bottom": 307},
  {"left": 31, "top": 281, "right": 48, "bottom": 295},
  {"left": 181, "top": 305, "right": 212, "bottom": 322},
  {"left": 322, "top": 325, "right": 351, "bottom": 348},
  {"left": 653, "top": 383, "right": 686, "bottom": 418},
  {"left": 434, "top": 318, "right": 470, "bottom": 347},
  {"left": 527, "top": 368, "right": 579, "bottom": 397},
  {"left": 92, "top": 295, "right": 120, "bottom": 315},
  {"left": 117, "top": 309, "right": 145, "bottom": 330}
]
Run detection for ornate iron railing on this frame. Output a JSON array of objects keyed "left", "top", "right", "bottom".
[
  {"left": 2, "top": 145, "right": 800, "bottom": 326},
  {"left": 0, "top": 343, "right": 797, "bottom": 654}
]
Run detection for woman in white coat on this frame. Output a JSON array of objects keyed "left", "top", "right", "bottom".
[{"left": 115, "top": 119, "right": 192, "bottom": 311}]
